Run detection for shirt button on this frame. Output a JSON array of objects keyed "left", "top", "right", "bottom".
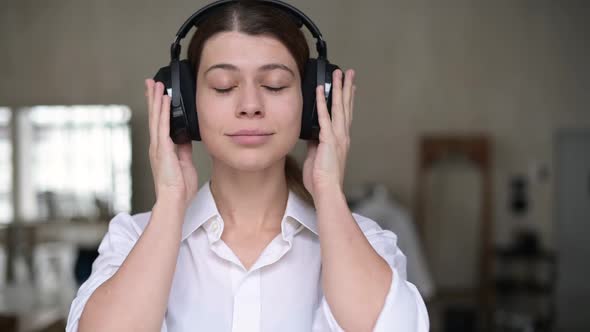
[{"left": 211, "top": 221, "right": 219, "bottom": 233}]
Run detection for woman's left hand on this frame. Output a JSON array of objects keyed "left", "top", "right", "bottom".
[{"left": 303, "top": 68, "right": 356, "bottom": 200}]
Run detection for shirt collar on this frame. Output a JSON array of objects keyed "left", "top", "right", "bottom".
[{"left": 181, "top": 180, "right": 317, "bottom": 241}]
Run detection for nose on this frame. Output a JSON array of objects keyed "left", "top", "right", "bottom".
[{"left": 236, "top": 82, "right": 264, "bottom": 118}]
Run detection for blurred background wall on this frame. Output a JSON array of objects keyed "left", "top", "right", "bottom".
[{"left": 0, "top": 0, "right": 589, "bottom": 331}]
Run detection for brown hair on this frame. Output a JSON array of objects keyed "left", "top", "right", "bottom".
[{"left": 186, "top": 0, "right": 314, "bottom": 206}]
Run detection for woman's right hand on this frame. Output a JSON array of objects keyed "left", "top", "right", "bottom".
[{"left": 145, "top": 79, "right": 199, "bottom": 209}]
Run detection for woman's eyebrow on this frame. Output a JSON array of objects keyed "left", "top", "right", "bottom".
[
  {"left": 258, "top": 63, "right": 295, "bottom": 77},
  {"left": 204, "top": 63, "right": 238, "bottom": 76},
  {"left": 204, "top": 63, "right": 295, "bottom": 77}
]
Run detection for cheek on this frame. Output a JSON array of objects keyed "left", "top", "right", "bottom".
[
  {"left": 272, "top": 92, "right": 303, "bottom": 127},
  {"left": 271, "top": 96, "right": 302, "bottom": 153},
  {"left": 195, "top": 92, "right": 229, "bottom": 133}
]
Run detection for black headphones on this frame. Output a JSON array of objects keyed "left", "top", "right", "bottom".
[{"left": 153, "top": 0, "right": 341, "bottom": 144}]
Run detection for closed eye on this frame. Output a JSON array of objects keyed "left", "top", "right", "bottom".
[
  {"left": 213, "top": 86, "right": 287, "bottom": 94},
  {"left": 213, "top": 86, "right": 234, "bottom": 94},
  {"left": 213, "top": 87, "right": 235, "bottom": 94},
  {"left": 264, "top": 86, "right": 286, "bottom": 93}
]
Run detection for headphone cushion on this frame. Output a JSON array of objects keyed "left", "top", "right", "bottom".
[
  {"left": 301, "top": 58, "right": 340, "bottom": 140},
  {"left": 153, "top": 60, "right": 199, "bottom": 142},
  {"left": 178, "top": 60, "right": 200, "bottom": 141},
  {"left": 301, "top": 58, "right": 319, "bottom": 140}
]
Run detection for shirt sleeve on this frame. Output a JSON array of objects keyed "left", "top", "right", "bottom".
[
  {"left": 64, "top": 212, "right": 168, "bottom": 332},
  {"left": 312, "top": 213, "right": 430, "bottom": 332}
]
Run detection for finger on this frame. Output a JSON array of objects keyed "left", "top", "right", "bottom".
[
  {"left": 152, "top": 82, "right": 164, "bottom": 144},
  {"left": 331, "top": 69, "right": 345, "bottom": 133},
  {"left": 342, "top": 69, "right": 354, "bottom": 129},
  {"left": 307, "top": 139, "right": 319, "bottom": 148},
  {"left": 350, "top": 85, "right": 356, "bottom": 123},
  {"left": 159, "top": 93, "right": 171, "bottom": 145},
  {"left": 305, "top": 139, "right": 318, "bottom": 162},
  {"left": 177, "top": 142, "right": 193, "bottom": 165},
  {"left": 146, "top": 79, "right": 159, "bottom": 149},
  {"left": 316, "top": 85, "right": 334, "bottom": 140}
]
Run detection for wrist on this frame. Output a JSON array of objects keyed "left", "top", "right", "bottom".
[
  {"left": 156, "top": 188, "right": 187, "bottom": 206},
  {"left": 313, "top": 184, "right": 345, "bottom": 205},
  {"left": 154, "top": 194, "right": 189, "bottom": 220}
]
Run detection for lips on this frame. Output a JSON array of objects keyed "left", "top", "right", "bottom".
[
  {"left": 226, "top": 129, "right": 274, "bottom": 145},
  {"left": 227, "top": 129, "right": 274, "bottom": 136}
]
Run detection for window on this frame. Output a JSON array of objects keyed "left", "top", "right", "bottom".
[
  {"left": 0, "top": 107, "right": 12, "bottom": 224},
  {"left": 14, "top": 105, "right": 132, "bottom": 222}
]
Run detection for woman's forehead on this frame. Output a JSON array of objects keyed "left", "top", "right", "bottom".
[{"left": 200, "top": 31, "right": 297, "bottom": 71}]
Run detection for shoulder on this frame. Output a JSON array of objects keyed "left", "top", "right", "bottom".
[
  {"left": 103, "top": 210, "right": 153, "bottom": 240},
  {"left": 351, "top": 212, "right": 408, "bottom": 277},
  {"left": 351, "top": 212, "right": 398, "bottom": 243},
  {"left": 90, "top": 210, "right": 154, "bottom": 259}
]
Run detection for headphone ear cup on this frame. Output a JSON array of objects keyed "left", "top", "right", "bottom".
[
  {"left": 178, "top": 60, "right": 200, "bottom": 141},
  {"left": 300, "top": 58, "right": 319, "bottom": 140},
  {"left": 153, "top": 60, "right": 199, "bottom": 143},
  {"left": 300, "top": 58, "right": 341, "bottom": 140},
  {"left": 154, "top": 63, "right": 187, "bottom": 144}
]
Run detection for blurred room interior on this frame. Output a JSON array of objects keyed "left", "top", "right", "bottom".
[{"left": 0, "top": 1, "right": 589, "bottom": 331}]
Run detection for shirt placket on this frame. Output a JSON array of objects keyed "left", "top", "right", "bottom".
[
  {"left": 205, "top": 216, "right": 297, "bottom": 332},
  {"left": 230, "top": 268, "right": 261, "bottom": 332}
]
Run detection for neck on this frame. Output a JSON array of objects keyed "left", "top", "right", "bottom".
[{"left": 209, "top": 158, "right": 289, "bottom": 234}]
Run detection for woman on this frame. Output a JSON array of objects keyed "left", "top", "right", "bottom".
[{"left": 66, "top": 1, "right": 428, "bottom": 331}]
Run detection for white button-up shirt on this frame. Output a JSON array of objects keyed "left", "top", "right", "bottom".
[{"left": 66, "top": 181, "right": 429, "bottom": 331}]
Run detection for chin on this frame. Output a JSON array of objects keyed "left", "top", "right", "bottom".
[
  {"left": 204, "top": 144, "right": 279, "bottom": 172},
  {"left": 228, "top": 149, "right": 284, "bottom": 172}
]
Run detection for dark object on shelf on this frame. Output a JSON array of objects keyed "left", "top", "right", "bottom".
[
  {"left": 493, "top": 243, "right": 557, "bottom": 332},
  {"left": 513, "top": 229, "right": 539, "bottom": 255},
  {"left": 509, "top": 176, "right": 529, "bottom": 216}
]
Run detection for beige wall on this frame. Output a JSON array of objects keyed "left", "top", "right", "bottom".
[{"left": 1, "top": 0, "right": 589, "bottom": 247}]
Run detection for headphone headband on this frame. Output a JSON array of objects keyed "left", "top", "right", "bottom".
[{"left": 170, "top": 0, "right": 327, "bottom": 60}]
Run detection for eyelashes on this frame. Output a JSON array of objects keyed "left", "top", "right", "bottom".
[
  {"left": 213, "top": 87, "right": 234, "bottom": 94},
  {"left": 264, "top": 86, "right": 286, "bottom": 93},
  {"left": 212, "top": 86, "right": 287, "bottom": 94}
]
